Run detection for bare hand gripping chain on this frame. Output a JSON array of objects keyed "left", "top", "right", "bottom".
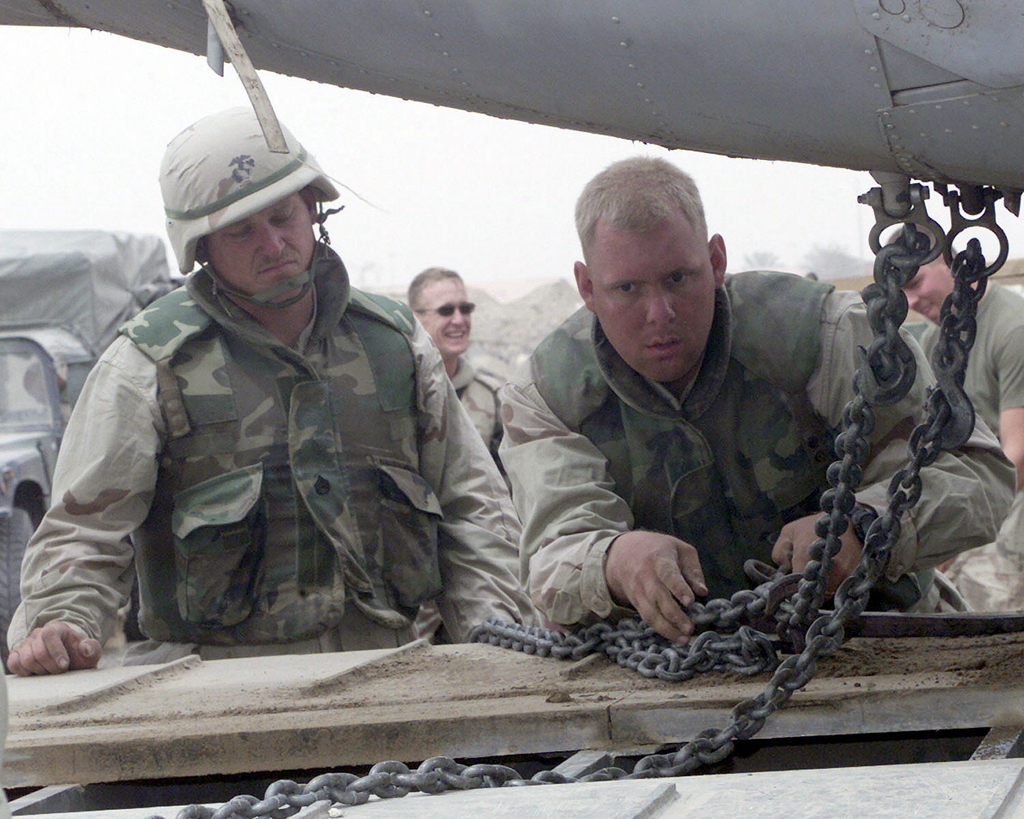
[{"left": 151, "top": 195, "right": 1002, "bottom": 818}]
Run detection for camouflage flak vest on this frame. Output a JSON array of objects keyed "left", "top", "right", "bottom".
[
  {"left": 120, "top": 284, "right": 443, "bottom": 646},
  {"left": 535, "top": 272, "right": 837, "bottom": 599}
]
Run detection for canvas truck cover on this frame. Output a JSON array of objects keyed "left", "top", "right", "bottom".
[{"left": 0, "top": 230, "right": 178, "bottom": 356}]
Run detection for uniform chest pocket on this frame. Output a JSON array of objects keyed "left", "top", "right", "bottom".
[
  {"left": 171, "top": 463, "right": 266, "bottom": 628},
  {"left": 375, "top": 460, "right": 444, "bottom": 609}
]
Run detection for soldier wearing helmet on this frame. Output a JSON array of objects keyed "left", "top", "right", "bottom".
[{"left": 7, "top": 108, "right": 535, "bottom": 675}]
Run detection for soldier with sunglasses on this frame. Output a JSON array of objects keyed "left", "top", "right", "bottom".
[{"left": 409, "top": 268, "right": 505, "bottom": 467}]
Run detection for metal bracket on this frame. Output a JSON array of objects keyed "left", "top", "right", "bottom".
[
  {"left": 858, "top": 172, "right": 945, "bottom": 262},
  {"left": 939, "top": 184, "right": 1010, "bottom": 277}
]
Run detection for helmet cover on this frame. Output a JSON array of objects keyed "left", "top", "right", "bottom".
[{"left": 160, "top": 107, "right": 339, "bottom": 273}]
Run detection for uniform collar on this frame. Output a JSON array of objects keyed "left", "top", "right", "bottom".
[
  {"left": 187, "top": 245, "right": 352, "bottom": 349},
  {"left": 592, "top": 285, "right": 733, "bottom": 420},
  {"left": 449, "top": 356, "right": 477, "bottom": 391}
]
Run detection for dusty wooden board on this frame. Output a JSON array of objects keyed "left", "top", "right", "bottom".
[{"left": 6, "top": 633, "right": 1024, "bottom": 788}]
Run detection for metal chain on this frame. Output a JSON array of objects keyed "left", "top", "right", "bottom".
[
  {"left": 471, "top": 617, "right": 783, "bottom": 680},
  {"left": 150, "top": 195, "right": 1004, "bottom": 819}
]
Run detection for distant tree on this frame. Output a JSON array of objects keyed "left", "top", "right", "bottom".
[
  {"left": 743, "top": 250, "right": 782, "bottom": 271},
  {"left": 803, "top": 244, "right": 868, "bottom": 280}
]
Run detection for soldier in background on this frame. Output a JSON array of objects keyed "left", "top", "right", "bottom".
[
  {"left": 7, "top": 107, "right": 534, "bottom": 675},
  {"left": 407, "top": 268, "right": 511, "bottom": 643},
  {"left": 499, "top": 156, "right": 1013, "bottom": 643},
  {"left": 408, "top": 268, "right": 505, "bottom": 466},
  {"left": 901, "top": 241, "right": 1024, "bottom": 610}
]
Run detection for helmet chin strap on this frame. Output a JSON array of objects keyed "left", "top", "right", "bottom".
[
  {"left": 206, "top": 240, "right": 325, "bottom": 310},
  {"left": 217, "top": 269, "right": 314, "bottom": 309}
]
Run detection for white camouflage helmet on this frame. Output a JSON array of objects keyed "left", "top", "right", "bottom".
[{"left": 160, "top": 107, "right": 340, "bottom": 274}]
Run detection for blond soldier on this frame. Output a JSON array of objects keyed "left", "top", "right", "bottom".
[
  {"left": 7, "top": 108, "right": 534, "bottom": 675},
  {"left": 500, "top": 157, "right": 1013, "bottom": 643}
]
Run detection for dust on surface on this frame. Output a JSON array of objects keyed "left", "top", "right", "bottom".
[
  {"left": 817, "top": 632, "right": 1024, "bottom": 686},
  {"left": 305, "top": 632, "right": 1024, "bottom": 716},
  {"left": 13, "top": 633, "right": 1024, "bottom": 732}
]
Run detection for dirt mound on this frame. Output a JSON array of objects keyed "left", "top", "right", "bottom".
[{"left": 467, "top": 279, "right": 583, "bottom": 375}]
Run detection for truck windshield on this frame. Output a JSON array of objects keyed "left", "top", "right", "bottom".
[{"left": 0, "top": 339, "right": 59, "bottom": 430}]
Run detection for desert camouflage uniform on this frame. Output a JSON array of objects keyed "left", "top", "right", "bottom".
[
  {"left": 451, "top": 359, "right": 504, "bottom": 463},
  {"left": 500, "top": 271, "right": 1013, "bottom": 627},
  {"left": 923, "top": 284, "right": 1024, "bottom": 611},
  {"left": 9, "top": 248, "right": 534, "bottom": 661},
  {"left": 942, "top": 498, "right": 1024, "bottom": 610}
]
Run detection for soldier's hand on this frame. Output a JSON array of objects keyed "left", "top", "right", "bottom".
[
  {"left": 772, "top": 513, "right": 863, "bottom": 596},
  {"left": 605, "top": 531, "right": 707, "bottom": 645},
  {"left": 7, "top": 621, "right": 102, "bottom": 676}
]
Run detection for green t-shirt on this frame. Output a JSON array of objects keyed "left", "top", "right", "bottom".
[{"left": 919, "top": 282, "right": 1024, "bottom": 440}]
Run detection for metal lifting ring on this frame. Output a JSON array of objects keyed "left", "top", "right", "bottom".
[
  {"left": 859, "top": 182, "right": 946, "bottom": 265},
  {"left": 943, "top": 186, "right": 1010, "bottom": 277}
]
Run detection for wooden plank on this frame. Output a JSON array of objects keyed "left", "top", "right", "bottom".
[
  {"left": 972, "top": 726, "right": 1024, "bottom": 761},
  {"left": 6, "top": 633, "right": 1024, "bottom": 789},
  {"left": 611, "top": 674, "right": 1023, "bottom": 746},
  {"left": 35, "top": 655, "right": 201, "bottom": 715},
  {"left": 4, "top": 644, "right": 613, "bottom": 787}
]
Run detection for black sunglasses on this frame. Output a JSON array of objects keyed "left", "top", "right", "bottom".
[{"left": 417, "top": 302, "right": 475, "bottom": 317}]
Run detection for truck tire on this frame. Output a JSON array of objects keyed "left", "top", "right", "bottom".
[{"left": 0, "top": 508, "right": 32, "bottom": 668}]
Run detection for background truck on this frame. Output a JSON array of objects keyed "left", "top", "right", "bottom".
[{"left": 0, "top": 230, "right": 178, "bottom": 662}]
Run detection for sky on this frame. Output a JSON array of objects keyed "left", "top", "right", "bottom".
[{"left": 2, "top": 25, "right": 1022, "bottom": 298}]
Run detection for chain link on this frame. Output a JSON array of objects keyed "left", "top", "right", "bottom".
[{"left": 149, "top": 194, "right": 1005, "bottom": 819}]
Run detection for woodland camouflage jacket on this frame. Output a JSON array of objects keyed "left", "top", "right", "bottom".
[
  {"left": 10, "top": 248, "right": 534, "bottom": 652},
  {"left": 500, "top": 271, "right": 1014, "bottom": 627}
]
